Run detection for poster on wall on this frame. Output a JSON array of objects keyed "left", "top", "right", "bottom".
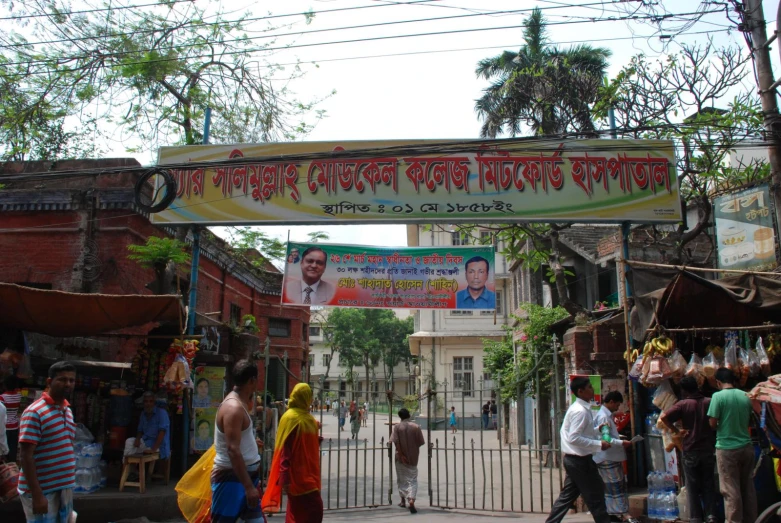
[
  {"left": 193, "top": 366, "right": 226, "bottom": 409},
  {"left": 193, "top": 407, "right": 218, "bottom": 451},
  {"left": 569, "top": 374, "right": 602, "bottom": 411},
  {"left": 713, "top": 184, "right": 777, "bottom": 271},
  {"left": 151, "top": 139, "right": 681, "bottom": 225},
  {"left": 281, "top": 242, "right": 495, "bottom": 309}
]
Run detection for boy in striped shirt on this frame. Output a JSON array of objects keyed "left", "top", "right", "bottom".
[{"left": 18, "top": 361, "right": 76, "bottom": 523}]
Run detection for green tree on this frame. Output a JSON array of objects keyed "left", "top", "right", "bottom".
[
  {"left": 1, "top": 0, "right": 328, "bottom": 154},
  {"left": 127, "top": 236, "right": 190, "bottom": 294},
  {"left": 483, "top": 304, "right": 569, "bottom": 403},
  {"left": 226, "top": 228, "right": 329, "bottom": 266},
  {"left": 475, "top": 7, "right": 611, "bottom": 138}
]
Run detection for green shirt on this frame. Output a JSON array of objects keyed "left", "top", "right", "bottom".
[{"left": 707, "top": 388, "right": 752, "bottom": 450}]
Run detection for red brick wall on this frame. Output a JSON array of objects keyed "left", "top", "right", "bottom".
[{"left": 0, "top": 207, "right": 310, "bottom": 389}]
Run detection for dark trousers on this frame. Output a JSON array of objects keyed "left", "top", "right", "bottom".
[
  {"left": 6, "top": 428, "right": 18, "bottom": 461},
  {"left": 683, "top": 449, "right": 716, "bottom": 523},
  {"left": 482, "top": 414, "right": 489, "bottom": 429},
  {"left": 546, "top": 454, "right": 610, "bottom": 523}
]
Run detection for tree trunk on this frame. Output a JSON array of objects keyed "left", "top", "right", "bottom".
[
  {"left": 548, "top": 230, "right": 584, "bottom": 315},
  {"left": 365, "top": 357, "right": 371, "bottom": 403}
]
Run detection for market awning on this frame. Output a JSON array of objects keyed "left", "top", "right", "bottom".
[
  {"left": 0, "top": 283, "right": 183, "bottom": 337},
  {"left": 630, "top": 267, "right": 781, "bottom": 338}
]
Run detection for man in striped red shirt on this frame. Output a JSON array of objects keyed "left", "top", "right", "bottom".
[{"left": 18, "top": 361, "right": 76, "bottom": 523}]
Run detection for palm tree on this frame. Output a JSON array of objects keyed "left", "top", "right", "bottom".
[{"left": 475, "top": 8, "right": 611, "bottom": 138}]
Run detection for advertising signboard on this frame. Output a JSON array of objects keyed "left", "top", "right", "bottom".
[
  {"left": 713, "top": 184, "right": 777, "bottom": 271},
  {"left": 569, "top": 374, "right": 602, "bottom": 411},
  {"left": 282, "top": 242, "right": 495, "bottom": 309},
  {"left": 151, "top": 139, "right": 681, "bottom": 225}
]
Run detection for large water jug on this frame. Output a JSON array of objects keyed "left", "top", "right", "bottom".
[{"left": 74, "top": 468, "right": 90, "bottom": 493}]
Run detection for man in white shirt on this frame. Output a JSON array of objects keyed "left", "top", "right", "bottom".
[
  {"left": 546, "top": 377, "right": 630, "bottom": 523},
  {"left": 593, "top": 391, "right": 635, "bottom": 523}
]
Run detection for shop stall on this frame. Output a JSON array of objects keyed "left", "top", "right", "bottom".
[{"left": 624, "top": 263, "right": 781, "bottom": 520}]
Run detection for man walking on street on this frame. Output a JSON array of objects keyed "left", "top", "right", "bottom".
[
  {"left": 18, "top": 362, "right": 77, "bottom": 523},
  {"left": 211, "top": 360, "right": 265, "bottom": 523},
  {"left": 546, "top": 376, "right": 626, "bottom": 523},
  {"left": 482, "top": 402, "right": 490, "bottom": 430},
  {"left": 390, "top": 408, "right": 425, "bottom": 514},
  {"left": 708, "top": 367, "right": 757, "bottom": 523},
  {"left": 593, "top": 391, "right": 635, "bottom": 522},
  {"left": 660, "top": 375, "right": 717, "bottom": 523},
  {"left": 490, "top": 400, "right": 498, "bottom": 430},
  {"left": 338, "top": 401, "right": 347, "bottom": 432}
]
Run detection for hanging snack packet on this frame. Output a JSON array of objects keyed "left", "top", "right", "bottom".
[
  {"left": 685, "top": 353, "right": 705, "bottom": 388},
  {"left": 668, "top": 350, "right": 687, "bottom": 382},
  {"left": 756, "top": 337, "right": 772, "bottom": 376},
  {"left": 724, "top": 339, "right": 738, "bottom": 371}
]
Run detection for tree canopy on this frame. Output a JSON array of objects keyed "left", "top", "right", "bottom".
[
  {"left": 475, "top": 7, "right": 610, "bottom": 138},
  {"left": 0, "top": 0, "right": 327, "bottom": 159}
]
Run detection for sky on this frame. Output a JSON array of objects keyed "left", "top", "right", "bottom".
[{"left": 13, "top": 0, "right": 781, "bottom": 248}]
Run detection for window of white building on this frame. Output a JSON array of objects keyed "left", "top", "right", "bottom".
[{"left": 453, "top": 356, "right": 473, "bottom": 397}]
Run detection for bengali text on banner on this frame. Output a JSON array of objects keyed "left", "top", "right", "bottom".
[
  {"left": 282, "top": 242, "right": 496, "bottom": 310},
  {"left": 151, "top": 139, "right": 682, "bottom": 225}
]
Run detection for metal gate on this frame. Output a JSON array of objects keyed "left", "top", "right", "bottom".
[
  {"left": 426, "top": 384, "right": 564, "bottom": 513},
  {"left": 258, "top": 382, "right": 563, "bottom": 514}
]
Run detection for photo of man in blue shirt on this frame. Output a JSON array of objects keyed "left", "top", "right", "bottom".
[{"left": 455, "top": 256, "right": 496, "bottom": 309}]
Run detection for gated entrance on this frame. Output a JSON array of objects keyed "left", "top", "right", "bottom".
[
  {"left": 425, "top": 385, "right": 564, "bottom": 513},
  {"left": 258, "top": 381, "right": 565, "bottom": 514}
]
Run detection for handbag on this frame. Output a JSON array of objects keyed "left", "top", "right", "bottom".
[{"left": 0, "top": 461, "right": 19, "bottom": 503}]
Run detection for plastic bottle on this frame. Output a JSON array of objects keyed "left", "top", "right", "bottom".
[
  {"left": 647, "top": 473, "right": 657, "bottom": 520},
  {"left": 99, "top": 460, "right": 107, "bottom": 488},
  {"left": 75, "top": 468, "right": 90, "bottom": 494},
  {"left": 600, "top": 424, "right": 612, "bottom": 442}
]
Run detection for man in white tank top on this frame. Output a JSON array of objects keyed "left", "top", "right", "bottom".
[{"left": 211, "top": 360, "right": 265, "bottom": 523}]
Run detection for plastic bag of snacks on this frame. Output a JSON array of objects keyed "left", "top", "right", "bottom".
[
  {"left": 736, "top": 348, "right": 751, "bottom": 386},
  {"left": 652, "top": 379, "right": 677, "bottom": 411},
  {"left": 685, "top": 353, "right": 705, "bottom": 388},
  {"left": 743, "top": 346, "right": 761, "bottom": 378},
  {"left": 668, "top": 350, "right": 687, "bottom": 381},
  {"left": 757, "top": 337, "right": 772, "bottom": 376},
  {"left": 702, "top": 352, "right": 721, "bottom": 387},
  {"left": 645, "top": 355, "right": 673, "bottom": 386},
  {"left": 629, "top": 356, "right": 644, "bottom": 381},
  {"left": 724, "top": 339, "right": 738, "bottom": 371}
]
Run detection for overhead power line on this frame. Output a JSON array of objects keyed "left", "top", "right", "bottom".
[
  {"left": 0, "top": 1, "right": 631, "bottom": 51},
  {"left": 0, "top": 8, "right": 726, "bottom": 72}
]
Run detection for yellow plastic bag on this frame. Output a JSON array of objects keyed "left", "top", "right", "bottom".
[{"left": 176, "top": 446, "right": 215, "bottom": 523}]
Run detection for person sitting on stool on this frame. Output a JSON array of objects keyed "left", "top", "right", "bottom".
[{"left": 124, "top": 391, "right": 170, "bottom": 460}]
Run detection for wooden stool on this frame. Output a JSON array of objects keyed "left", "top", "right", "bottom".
[{"left": 119, "top": 452, "right": 160, "bottom": 493}]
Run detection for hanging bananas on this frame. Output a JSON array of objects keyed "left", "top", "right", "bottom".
[{"left": 641, "top": 335, "right": 674, "bottom": 358}]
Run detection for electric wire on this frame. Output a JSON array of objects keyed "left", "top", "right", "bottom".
[{"left": 0, "top": 8, "right": 725, "bottom": 71}]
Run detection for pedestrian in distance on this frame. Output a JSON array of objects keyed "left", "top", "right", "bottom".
[
  {"left": 18, "top": 361, "right": 77, "bottom": 523},
  {"left": 350, "top": 405, "right": 361, "bottom": 440},
  {"left": 593, "top": 391, "right": 636, "bottom": 523},
  {"left": 390, "top": 408, "right": 425, "bottom": 514},
  {"left": 545, "top": 376, "right": 622, "bottom": 523},
  {"left": 482, "top": 401, "right": 491, "bottom": 430},
  {"left": 449, "top": 406, "right": 457, "bottom": 434},
  {"left": 490, "top": 400, "right": 498, "bottom": 430},
  {"left": 338, "top": 401, "right": 347, "bottom": 432},
  {"left": 708, "top": 367, "right": 757, "bottom": 523},
  {"left": 210, "top": 360, "right": 265, "bottom": 523},
  {"left": 660, "top": 375, "right": 717, "bottom": 523},
  {"left": 262, "top": 383, "right": 323, "bottom": 523}
]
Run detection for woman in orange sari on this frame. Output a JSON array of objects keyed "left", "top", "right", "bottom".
[{"left": 262, "top": 383, "right": 322, "bottom": 523}]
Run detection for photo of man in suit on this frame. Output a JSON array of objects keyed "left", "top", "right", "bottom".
[
  {"left": 455, "top": 255, "right": 496, "bottom": 309},
  {"left": 284, "top": 246, "right": 336, "bottom": 305}
]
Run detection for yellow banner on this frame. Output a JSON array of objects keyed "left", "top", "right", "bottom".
[{"left": 151, "top": 139, "right": 681, "bottom": 225}]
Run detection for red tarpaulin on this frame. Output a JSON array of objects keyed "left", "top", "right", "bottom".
[{"left": 0, "top": 282, "right": 183, "bottom": 337}]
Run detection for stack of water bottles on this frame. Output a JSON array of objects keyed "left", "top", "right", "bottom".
[
  {"left": 74, "top": 443, "right": 106, "bottom": 494},
  {"left": 645, "top": 413, "right": 662, "bottom": 435},
  {"left": 646, "top": 471, "right": 679, "bottom": 521}
]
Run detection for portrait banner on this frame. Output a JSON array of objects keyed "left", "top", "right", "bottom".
[
  {"left": 282, "top": 242, "right": 496, "bottom": 309},
  {"left": 713, "top": 184, "right": 778, "bottom": 271},
  {"left": 193, "top": 366, "right": 226, "bottom": 409},
  {"left": 193, "top": 407, "right": 218, "bottom": 452},
  {"left": 151, "top": 139, "right": 681, "bottom": 225}
]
